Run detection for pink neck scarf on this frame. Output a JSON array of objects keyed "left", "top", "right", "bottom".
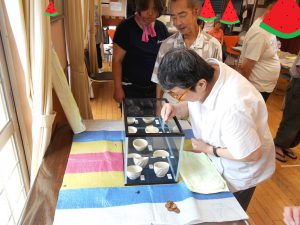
[{"left": 135, "top": 14, "right": 156, "bottom": 42}]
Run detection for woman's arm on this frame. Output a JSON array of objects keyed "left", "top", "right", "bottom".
[
  {"left": 190, "top": 139, "right": 263, "bottom": 162},
  {"left": 112, "top": 43, "right": 126, "bottom": 103}
]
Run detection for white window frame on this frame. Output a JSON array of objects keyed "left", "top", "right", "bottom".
[{"left": 0, "top": 2, "right": 30, "bottom": 192}]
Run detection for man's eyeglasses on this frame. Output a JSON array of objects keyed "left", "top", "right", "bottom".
[{"left": 168, "top": 87, "right": 191, "bottom": 101}]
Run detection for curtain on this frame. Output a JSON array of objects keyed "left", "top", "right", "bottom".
[
  {"left": 29, "top": 0, "right": 56, "bottom": 185},
  {"left": 4, "top": 0, "right": 56, "bottom": 185},
  {"left": 52, "top": 48, "right": 86, "bottom": 133},
  {"left": 65, "top": 0, "right": 93, "bottom": 119},
  {"left": 81, "top": 0, "right": 89, "bottom": 49},
  {"left": 88, "top": 0, "right": 99, "bottom": 73}
]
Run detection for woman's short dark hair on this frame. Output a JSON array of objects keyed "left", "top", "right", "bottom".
[
  {"left": 157, "top": 48, "right": 215, "bottom": 91},
  {"left": 135, "top": 0, "right": 164, "bottom": 17}
]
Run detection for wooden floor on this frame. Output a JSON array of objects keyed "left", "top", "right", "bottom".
[{"left": 90, "top": 72, "right": 300, "bottom": 225}]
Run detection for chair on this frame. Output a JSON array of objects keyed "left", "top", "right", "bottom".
[
  {"left": 103, "top": 27, "right": 115, "bottom": 70},
  {"left": 84, "top": 50, "right": 113, "bottom": 98},
  {"left": 223, "top": 35, "right": 240, "bottom": 67}
]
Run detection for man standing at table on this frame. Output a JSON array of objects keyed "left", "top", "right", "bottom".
[
  {"left": 158, "top": 48, "right": 275, "bottom": 210},
  {"left": 151, "top": 0, "right": 222, "bottom": 103},
  {"left": 240, "top": 1, "right": 280, "bottom": 102}
]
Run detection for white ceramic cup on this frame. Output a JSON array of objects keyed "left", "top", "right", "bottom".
[
  {"left": 128, "top": 126, "right": 137, "bottom": 134},
  {"left": 127, "top": 117, "right": 135, "bottom": 125},
  {"left": 133, "top": 139, "right": 148, "bottom": 151},
  {"left": 142, "top": 117, "right": 155, "bottom": 124},
  {"left": 154, "top": 162, "right": 170, "bottom": 178},
  {"left": 133, "top": 156, "right": 149, "bottom": 168},
  {"left": 153, "top": 150, "right": 170, "bottom": 158},
  {"left": 127, "top": 153, "right": 141, "bottom": 159},
  {"left": 145, "top": 125, "right": 159, "bottom": 133},
  {"left": 127, "top": 165, "right": 142, "bottom": 180}
]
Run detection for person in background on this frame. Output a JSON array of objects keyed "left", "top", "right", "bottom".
[
  {"left": 151, "top": 0, "right": 222, "bottom": 103},
  {"left": 240, "top": 1, "right": 280, "bottom": 102},
  {"left": 112, "top": 0, "right": 169, "bottom": 103},
  {"left": 158, "top": 48, "right": 275, "bottom": 210},
  {"left": 283, "top": 206, "right": 300, "bottom": 225},
  {"left": 95, "top": 4, "right": 103, "bottom": 73},
  {"left": 203, "top": 20, "right": 214, "bottom": 33},
  {"left": 208, "top": 19, "right": 226, "bottom": 61},
  {"left": 274, "top": 52, "right": 300, "bottom": 163},
  {"left": 208, "top": 19, "right": 224, "bottom": 44}
]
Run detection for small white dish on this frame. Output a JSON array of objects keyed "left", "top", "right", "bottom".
[
  {"left": 127, "top": 153, "right": 141, "bottom": 159},
  {"left": 128, "top": 126, "right": 137, "bottom": 134},
  {"left": 127, "top": 117, "right": 135, "bottom": 125},
  {"left": 133, "top": 156, "right": 149, "bottom": 168},
  {"left": 133, "top": 139, "right": 148, "bottom": 151},
  {"left": 145, "top": 125, "right": 159, "bottom": 133},
  {"left": 154, "top": 162, "right": 169, "bottom": 178},
  {"left": 153, "top": 150, "right": 170, "bottom": 158},
  {"left": 142, "top": 117, "right": 155, "bottom": 124},
  {"left": 127, "top": 165, "right": 142, "bottom": 180}
]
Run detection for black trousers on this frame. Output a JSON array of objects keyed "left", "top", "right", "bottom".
[
  {"left": 260, "top": 92, "right": 271, "bottom": 102},
  {"left": 123, "top": 84, "right": 156, "bottom": 99},
  {"left": 96, "top": 43, "right": 103, "bottom": 69},
  {"left": 274, "top": 78, "right": 300, "bottom": 148},
  {"left": 233, "top": 186, "right": 256, "bottom": 211}
]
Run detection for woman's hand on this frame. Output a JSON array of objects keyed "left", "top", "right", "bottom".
[
  {"left": 284, "top": 206, "right": 300, "bottom": 225},
  {"left": 190, "top": 138, "right": 211, "bottom": 154},
  {"left": 113, "top": 86, "right": 125, "bottom": 103},
  {"left": 161, "top": 103, "right": 176, "bottom": 122}
]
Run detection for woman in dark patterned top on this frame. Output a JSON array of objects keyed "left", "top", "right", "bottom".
[{"left": 112, "top": 0, "right": 169, "bottom": 103}]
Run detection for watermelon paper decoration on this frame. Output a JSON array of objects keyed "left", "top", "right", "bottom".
[
  {"left": 260, "top": 0, "right": 300, "bottom": 39},
  {"left": 44, "top": 1, "right": 58, "bottom": 17},
  {"left": 199, "top": 0, "right": 216, "bottom": 22},
  {"left": 221, "top": 0, "right": 240, "bottom": 25}
]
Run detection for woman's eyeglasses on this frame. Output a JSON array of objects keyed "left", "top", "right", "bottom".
[{"left": 168, "top": 87, "right": 191, "bottom": 101}]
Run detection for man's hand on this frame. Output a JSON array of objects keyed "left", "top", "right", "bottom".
[{"left": 240, "top": 58, "right": 256, "bottom": 79}]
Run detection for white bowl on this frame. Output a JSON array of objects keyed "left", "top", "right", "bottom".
[
  {"left": 145, "top": 125, "right": 159, "bottom": 133},
  {"left": 127, "top": 153, "right": 141, "bottom": 159},
  {"left": 153, "top": 150, "right": 170, "bottom": 158},
  {"left": 133, "top": 156, "right": 149, "bottom": 168},
  {"left": 127, "top": 165, "right": 142, "bottom": 180},
  {"left": 127, "top": 117, "right": 135, "bottom": 125},
  {"left": 133, "top": 139, "right": 148, "bottom": 151},
  {"left": 128, "top": 126, "right": 137, "bottom": 134},
  {"left": 142, "top": 117, "right": 155, "bottom": 124},
  {"left": 154, "top": 162, "right": 169, "bottom": 178}
]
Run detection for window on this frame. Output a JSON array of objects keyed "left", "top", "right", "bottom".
[{"left": 0, "top": 34, "right": 29, "bottom": 225}]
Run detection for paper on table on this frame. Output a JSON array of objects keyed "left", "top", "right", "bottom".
[{"left": 180, "top": 151, "right": 229, "bottom": 194}]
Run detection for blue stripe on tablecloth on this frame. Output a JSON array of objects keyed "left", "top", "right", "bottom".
[
  {"left": 73, "top": 131, "right": 124, "bottom": 142},
  {"left": 56, "top": 181, "right": 232, "bottom": 209},
  {"left": 183, "top": 129, "right": 194, "bottom": 139}
]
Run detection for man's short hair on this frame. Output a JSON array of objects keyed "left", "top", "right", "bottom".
[
  {"left": 157, "top": 48, "right": 215, "bottom": 91},
  {"left": 170, "top": 0, "right": 200, "bottom": 9},
  {"left": 135, "top": 0, "right": 164, "bottom": 16}
]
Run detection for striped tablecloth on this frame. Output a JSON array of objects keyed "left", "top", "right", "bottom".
[{"left": 53, "top": 120, "right": 248, "bottom": 225}]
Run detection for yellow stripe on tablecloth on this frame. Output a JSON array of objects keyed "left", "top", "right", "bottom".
[
  {"left": 61, "top": 171, "right": 124, "bottom": 189},
  {"left": 70, "top": 141, "right": 123, "bottom": 154}
]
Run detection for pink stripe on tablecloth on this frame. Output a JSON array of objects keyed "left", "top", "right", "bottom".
[{"left": 65, "top": 152, "right": 123, "bottom": 173}]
